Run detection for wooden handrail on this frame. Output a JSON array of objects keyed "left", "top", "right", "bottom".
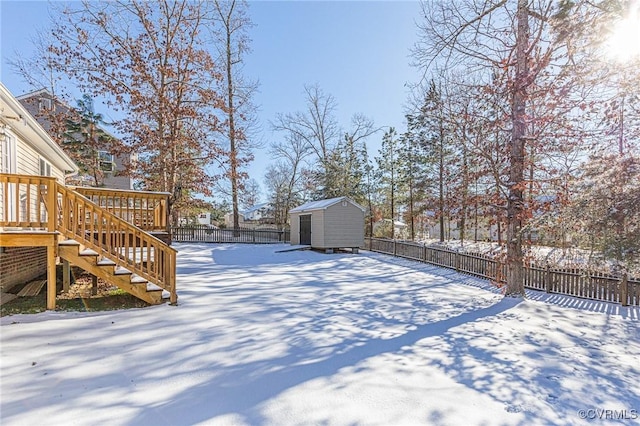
[
  {"left": 0, "top": 174, "right": 57, "bottom": 229},
  {"left": 0, "top": 173, "right": 177, "bottom": 304},
  {"left": 56, "top": 183, "right": 177, "bottom": 303},
  {"left": 72, "top": 186, "right": 170, "bottom": 233}
]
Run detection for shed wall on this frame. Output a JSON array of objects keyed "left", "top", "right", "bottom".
[
  {"left": 311, "top": 210, "right": 325, "bottom": 248},
  {"left": 321, "top": 203, "right": 364, "bottom": 248},
  {"left": 290, "top": 212, "right": 300, "bottom": 245}
]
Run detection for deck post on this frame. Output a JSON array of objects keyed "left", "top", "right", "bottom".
[
  {"left": 47, "top": 179, "right": 57, "bottom": 232},
  {"left": 63, "top": 259, "right": 71, "bottom": 293},
  {"left": 47, "top": 244, "right": 56, "bottom": 310}
]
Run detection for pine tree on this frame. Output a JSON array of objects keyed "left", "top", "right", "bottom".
[
  {"left": 63, "top": 95, "right": 116, "bottom": 187},
  {"left": 375, "top": 128, "right": 402, "bottom": 239}
]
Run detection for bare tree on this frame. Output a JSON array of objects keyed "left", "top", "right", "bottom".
[
  {"left": 239, "top": 178, "right": 261, "bottom": 210},
  {"left": 267, "top": 133, "right": 313, "bottom": 224},
  {"left": 272, "top": 84, "right": 341, "bottom": 195},
  {"left": 213, "top": 0, "right": 259, "bottom": 231}
]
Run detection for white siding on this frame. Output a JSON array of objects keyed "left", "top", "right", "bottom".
[{"left": 15, "top": 136, "right": 65, "bottom": 183}]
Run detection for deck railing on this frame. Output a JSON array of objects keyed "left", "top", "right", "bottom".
[
  {"left": 0, "top": 173, "right": 177, "bottom": 303},
  {"left": 366, "top": 237, "right": 639, "bottom": 306},
  {"left": 72, "top": 186, "right": 170, "bottom": 233},
  {"left": 0, "top": 174, "right": 55, "bottom": 229}
]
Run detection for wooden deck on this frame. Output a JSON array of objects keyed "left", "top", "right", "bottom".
[{"left": 1, "top": 173, "right": 177, "bottom": 310}]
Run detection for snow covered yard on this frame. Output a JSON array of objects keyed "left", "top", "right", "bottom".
[{"left": 1, "top": 243, "right": 639, "bottom": 426}]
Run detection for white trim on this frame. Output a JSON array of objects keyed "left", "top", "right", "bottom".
[
  {"left": 1, "top": 128, "right": 16, "bottom": 174},
  {"left": 0, "top": 82, "right": 78, "bottom": 174},
  {"left": 1, "top": 129, "right": 17, "bottom": 221},
  {"left": 289, "top": 196, "right": 366, "bottom": 214}
]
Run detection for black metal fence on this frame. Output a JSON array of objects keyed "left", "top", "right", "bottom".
[
  {"left": 366, "top": 238, "right": 639, "bottom": 307},
  {"left": 172, "top": 226, "right": 290, "bottom": 244}
]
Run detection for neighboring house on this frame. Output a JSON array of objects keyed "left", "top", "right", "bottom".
[
  {"left": 196, "top": 212, "right": 211, "bottom": 226},
  {"left": 17, "top": 89, "right": 135, "bottom": 190},
  {"left": 224, "top": 203, "right": 275, "bottom": 228},
  {"left": 0, "top": 82, "right": 176, "bottom": 309}
]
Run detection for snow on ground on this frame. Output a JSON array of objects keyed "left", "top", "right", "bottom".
[{"left": 1, "top": 243, "right": 639, "bottom": 426}]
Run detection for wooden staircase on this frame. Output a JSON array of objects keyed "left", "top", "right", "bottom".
[
  {"left": 58, "top": 240, "right": 164, "bottom": 304},
  {"left": 0, "top": 174, "right": 177, "bottom": 308}
]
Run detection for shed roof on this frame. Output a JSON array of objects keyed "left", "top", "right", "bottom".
[{"left": 289, "top": 196, "right": 365, "bottom": 213}]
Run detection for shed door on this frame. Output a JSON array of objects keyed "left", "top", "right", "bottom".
[{"left": 299, "top": 214, "right": 311, "bottom": 245}]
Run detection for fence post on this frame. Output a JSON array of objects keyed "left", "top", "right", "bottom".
[
  {"left": 620, "top": 272, "right": 629, "bottom": 307},
  {"left": 545, "top": 264, "right": 552, "bottom": 293},
  {"left": 393, "top": 239, "right": 397, "bottom": 256},
  {"left": 455, "top": 251, "right": 460, "bottom": 272}
]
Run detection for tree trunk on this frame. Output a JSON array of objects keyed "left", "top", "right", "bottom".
[
  {"left": 409, "top": 178, "right": 415, "bottom": 240},
  {"left": 505, "top": 0, "right": 528, "bottom": 297},
  {"left": 227, "top": 27, "right": 240, "bottom": 236},
  {"left": 439, "top": 146, "right": 445, "bottom": 242}
]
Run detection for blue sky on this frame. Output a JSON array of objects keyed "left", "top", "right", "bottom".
[{"left": 0, "top": 0, "right": 422, "bottom": 200}]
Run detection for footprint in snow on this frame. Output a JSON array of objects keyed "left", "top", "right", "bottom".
[{"left": 505, "top": 404, "right": 522, "bottom": 413}]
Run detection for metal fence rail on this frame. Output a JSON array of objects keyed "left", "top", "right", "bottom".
[
  {"left": 172, "top": 226, "right": 290, "bottom": 244},
  {"left": 365, "top": 237, "right": 639, "bottom": 307}
]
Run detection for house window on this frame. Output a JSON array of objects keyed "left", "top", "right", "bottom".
[
  {"left": 39, "top": 158, "right": 52, "bottom": 176},
  {"left": 98, "top": 150, "right": 115, "bottom": 173},
  {"left": 39, "top": 97, "right": 52, "bottom": 111}
]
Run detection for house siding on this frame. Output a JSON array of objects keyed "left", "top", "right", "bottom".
[
  {"left": 0, "top": 247, "right": 47, "bottom": 292},
  {"left": 1, "top": 83, "right": 76, "bottom": 294},
  {"left": 3, "top": 139, "right": 62, "bottom": 291}
]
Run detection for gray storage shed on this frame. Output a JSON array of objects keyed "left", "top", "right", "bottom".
[{"left": 289, "top": 196, "right": 365, "bottom": 252}]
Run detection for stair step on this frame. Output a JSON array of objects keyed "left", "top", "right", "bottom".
[
  {"left": 79, "top": 248, "right": 99, "bottom": 256},
  {"left": 114, "top": 266, "right": 131, "bottom": 275},
  {"left": 57, "top": 235, "right": 167, "bottom": 305},
  {"left": 130, "top": 274, "right": 148, "bottom": 284}
]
